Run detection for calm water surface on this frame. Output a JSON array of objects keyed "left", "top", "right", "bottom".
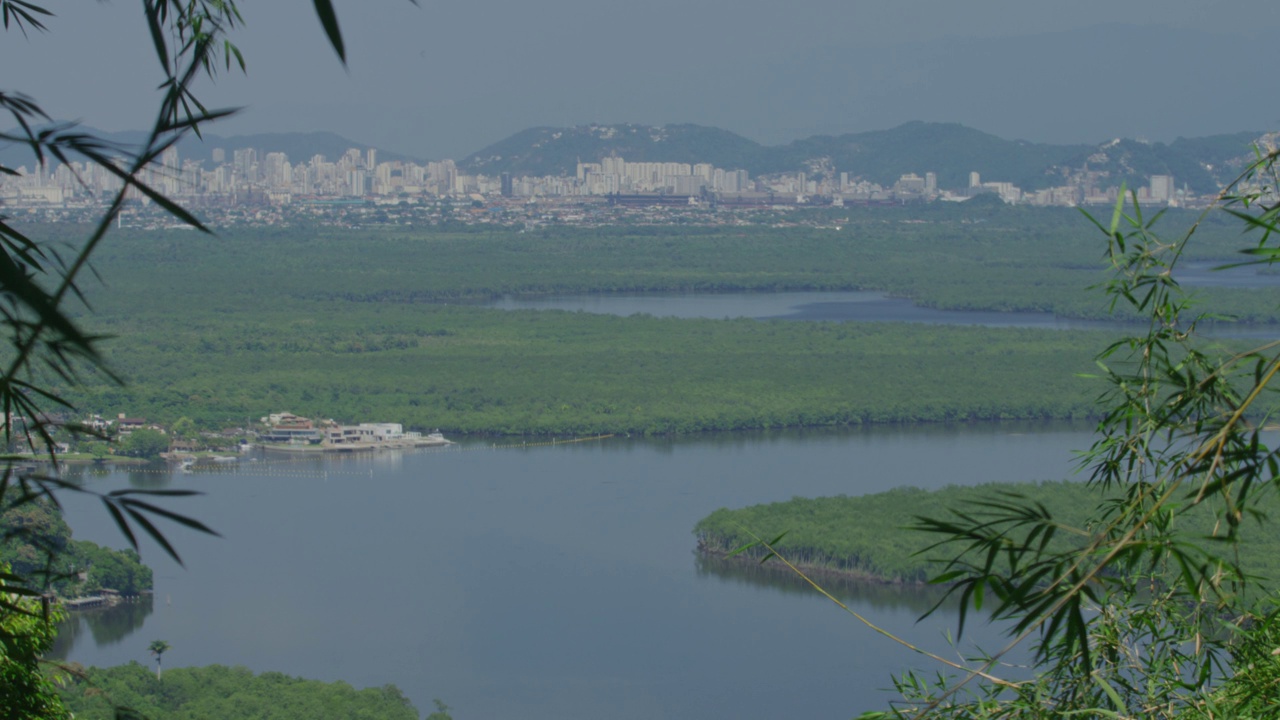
[
  {"left": 485, "top": 289, "right": 1119, "bottom": 329},
  {"left": 484, "top": 284, "right": 1280, "bottom": 336},
  {"left": 55, "top": 422, "right": 1093, "bottom": 720}
]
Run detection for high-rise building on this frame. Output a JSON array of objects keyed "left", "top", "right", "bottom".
[
  {"left": 347, "top": 169, "right": 365, "bottom": 196},
  {"left": 601, "top": 156, "right": 625, "bottom": 175},
  {"left": 264, "top": 152, "right": 291, "bottom": 189},
  {"left": 234, "top": 148, "right": 258, "bottom": 183},
  {"left": 1149, "top": 175, "right": 1174, "bottom": 203}
]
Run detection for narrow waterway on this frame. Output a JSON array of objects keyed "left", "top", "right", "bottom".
[{"left": 482, "top": 284, "right": 1279, "bottom": 337}]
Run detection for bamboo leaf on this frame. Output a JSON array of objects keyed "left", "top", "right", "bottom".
[{"left": 311, "top": 0, "right": 346, "bottom": 65}]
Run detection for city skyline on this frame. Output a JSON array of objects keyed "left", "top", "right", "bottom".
[{"left": 0, "top": 136, "right": 1190, "bottom": 213}]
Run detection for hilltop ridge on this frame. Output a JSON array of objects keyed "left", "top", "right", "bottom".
[
  {"left": 461, "top": 122, "right": 1268, "bottom": 194},
  {"left": 3, "top": 121, "right": 1270, "bottom": 197}
]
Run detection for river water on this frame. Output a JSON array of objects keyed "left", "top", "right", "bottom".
[
  {"left": 486, "top": 289, "right": 1125, "bottom": 329},
  {"left": 54, "top": 421, "right": 1094, "bottom": 720},
  {"left": 482, "top": 261, "right": 1280, "bottom": 334},
  {"left": 483, "top": 289, "right": 1280, "bottom": 338}
]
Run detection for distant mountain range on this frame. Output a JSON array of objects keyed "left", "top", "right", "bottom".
[
  {"left": 2, "top": 122, "right": 1270, "bottom": 195},
  {"left": 461, "top": 122, "right": 1270, "bottom": 195}
]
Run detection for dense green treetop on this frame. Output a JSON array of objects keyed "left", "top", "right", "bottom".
[
  {"left": 695, "top": 480, "right": 1280, "bottom": 587},
  {"left": 0, "top": 572, "right": 67, "bottom": 720},
  {"left": 58, "top": 663, "right": 427, "bottom": 720},
  {"left": 1, "top": 493, "right": 153, "bottom": 596},
  {"left": 117, "top": 429, "right": 170, "bottom": 460}
]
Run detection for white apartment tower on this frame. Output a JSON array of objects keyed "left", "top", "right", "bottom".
[{"left": 1149, "top": 175, "right": 1174, "bottom": 203}]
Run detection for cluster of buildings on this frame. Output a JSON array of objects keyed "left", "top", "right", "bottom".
[
  {"left": 0, "top": 142, "right": 1193, "bottom": 213},
  {"left": 16, "top": 411, "right": 449, "bottom": 456},
  {"left": 258, "top": 412, "right": 448, "bottom": 449}
]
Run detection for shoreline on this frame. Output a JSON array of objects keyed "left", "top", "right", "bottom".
[
  {"left": 16, "top": 456, "right": 150, "bottom": 466},
  {"left": 258, "top": 437, "right": 454, "bottom": 453},
  {"left": 695, "top": 544, "right": 930, "bottom": 587}
]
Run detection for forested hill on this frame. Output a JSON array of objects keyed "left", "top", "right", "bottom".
[
  {"left": 5, "top": 122, "right": 1266, "bottom": 194},
  {"left": 0, "top": 493, "right": 153, "bottom": 596},
  {"left": 461, "top": 121, "right": 1270, "bottom": 194},
  {"left": 461, "top": 124, "right": 774, "bottom": 179}
]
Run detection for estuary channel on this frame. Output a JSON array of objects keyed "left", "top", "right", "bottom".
[
  {"left": 483, "top": 259, "right": 1280, "bottom": 334},
  {"left": 55, "top": 421, "right": 1093, "bottom": 720}
]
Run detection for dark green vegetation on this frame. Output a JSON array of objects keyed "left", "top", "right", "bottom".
[
  {"left": 116, "top": 429, "right": 170, "bottom": 460},
  {"left": 695, "top": 480, "right": 1280, "bottom": 587},
  {"left": 1, "top": 495, "right": 153, "bottom": 596},
  {"left": 0, "top": 584, "right": 64, "bottom": 720},
  {"left": 42, "top": 208, "right": 1276, "bottom": 434},
  {"left": 682, "top": 153, "right": 1280, "bottom": 719},
  {"left": 848, "top": 159, "right": 1280, "bottom": 718},
  {"left": 75, "top": 206, "right": 1276, "bottom": 317},
  {"left": 57, "top": 663, "right": 427, "bottom": 720},
  {"left": 461, "top": 121, "right": 1264, "bottom": 193}
]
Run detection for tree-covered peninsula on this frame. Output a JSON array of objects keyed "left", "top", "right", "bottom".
[
  {"left": 694, "top": 481, "right": 1280, "bottom": 586},
  {"left": 1, "top": 493, "right": 153, "bottom": 597}
]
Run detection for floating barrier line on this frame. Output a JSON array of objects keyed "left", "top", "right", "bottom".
[
  {"left": 89, "top": 466, "right": 375, "bottom": 478},
  {"left": 467, "top": 434, "right": 615, "bottom": 452},
  {"left": 241, "top": 433, "right": 614, "bottom": 463}
]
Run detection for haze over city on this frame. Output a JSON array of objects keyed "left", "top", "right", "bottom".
[{"left": 4, "top": 0, "right": 1277, "bottom": 159}]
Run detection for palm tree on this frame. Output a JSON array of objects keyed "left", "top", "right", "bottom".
[{"left": 148, "top": 639, "right": 171, "bottom": 680}]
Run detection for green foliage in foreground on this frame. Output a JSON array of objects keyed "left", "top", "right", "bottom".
[
  {"left": 1, "top": 495, "right": 153, "bottom": 596},
  {"left": 852, "top": 160, "right": 1280, "bottom": 719},
  {"left": 57, "top": 663, "right": 425, "bottom": 720},
  {"left": 1, "top": 572, "right": 67, "bottom": 720},
  {"left": 695, "top": 480, "right": 1280, "bottom": 587}
]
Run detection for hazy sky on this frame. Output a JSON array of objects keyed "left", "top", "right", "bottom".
[{"left": 5, "top": 1, "right": 1278, "bottom": 159}]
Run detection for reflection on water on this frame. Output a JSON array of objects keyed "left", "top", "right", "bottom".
[
  {"left": 50, "top": 595, "right": 154, "bottom": 659},
  {"left": 53, "top": 423, "right": 1095, "bottom": 720},
  {"left": 60, "top": 463, "right": 174, "bottom": 489},
  {"left": 127, "top": 464, "right": 174, "bottom": 489},
  {"left": 694, "top": 554, "right": 953, "bottom": 615}
]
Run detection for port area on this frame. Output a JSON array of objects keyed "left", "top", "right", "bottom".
[
  {"left": 258, "top": 435, "right": 454, "bottom": 454},
  {"left": 59, "top": 589, "right": 151, "bottom": 612},
  {"left": 253, "top": 414, "right": 453, "bottom": 454}
]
